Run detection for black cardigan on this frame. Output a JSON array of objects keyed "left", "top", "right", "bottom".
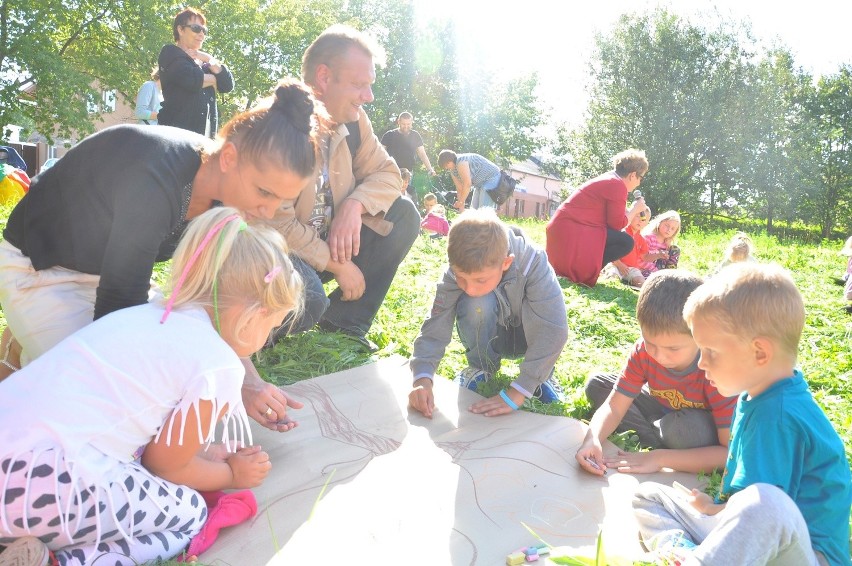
[
  {"left": 4, "top": 125, "right": 207, "bottom": 319},
  {"left": 157, "top": 44, "right": 234, "bottom": 138}
]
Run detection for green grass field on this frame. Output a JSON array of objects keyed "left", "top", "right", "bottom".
[{"left": 0, "top": 208, "right": 849, "bottom": 459}]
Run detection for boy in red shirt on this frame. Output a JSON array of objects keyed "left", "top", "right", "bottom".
[{"left": 576, "top": 269, "right": 736, "bottom": 475}]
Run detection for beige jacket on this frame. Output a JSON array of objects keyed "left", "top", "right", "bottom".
[{"left": 267, "top": 110, "right": 403, "bottom": 271}]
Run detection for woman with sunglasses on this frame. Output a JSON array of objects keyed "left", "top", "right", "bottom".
[
  {"left": 158, "top": 7, "right": 233, "bottom": 137},
  {"left": 0, "top": 78, "right": 322, "bottom": 432}
]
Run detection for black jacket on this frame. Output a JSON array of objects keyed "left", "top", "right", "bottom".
[
  {"left": 4, "top": 125, "right": 206, "bottom": 319},
  {"left": 157, "top": 44, "right": 234, "bottom": 138}
]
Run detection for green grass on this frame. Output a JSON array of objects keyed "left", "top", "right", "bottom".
[
  {"left": 1, "top": 205, "right": 850, "bottom": 564},
  {"left": 258, "top": 219, "right": 852, "bottom": 466}
]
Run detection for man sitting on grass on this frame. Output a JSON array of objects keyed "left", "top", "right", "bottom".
[{"left": 408, "top": 209, "right": 568, "bottom": 418}]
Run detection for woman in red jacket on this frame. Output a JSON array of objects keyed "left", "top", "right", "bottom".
[{"left": 546, "top": 149, "right": 648, "bottom": 287}]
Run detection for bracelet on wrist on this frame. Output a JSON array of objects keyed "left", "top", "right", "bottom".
[{"left": 499, "top": 389, "right": 520, "bottom": 411}]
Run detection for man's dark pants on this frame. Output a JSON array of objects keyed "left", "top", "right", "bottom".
[{"left": 275, "top": 196, "right": 420, "bottom": 340}]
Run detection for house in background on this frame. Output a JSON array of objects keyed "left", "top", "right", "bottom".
[
  {"left": 496, "top": 157, "right": 564, "bottom": 220},
  {"left": 7, "top": 81, "right": 136, "bottom": 177}
]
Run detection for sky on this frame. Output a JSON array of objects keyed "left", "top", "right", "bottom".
[{"left": 414, "top": 0, "right": 852, "bottom": 125}]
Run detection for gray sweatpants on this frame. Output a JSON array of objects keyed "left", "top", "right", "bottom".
[
  {"left": 633, "top": 482, "right": 827, "bottom": 565},
  {"left": 586, "top": 373, "right": 719, "bottom": 449}
]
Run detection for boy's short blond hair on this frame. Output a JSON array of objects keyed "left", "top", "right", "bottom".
[
  {"left": 447, "top": 209, "right": 508, "bottom": 272},
  {"left": 684, "top": 263, "right": 804, "bottom": 357},
  {"left": 636, "top": 269, "right": 704, "bottom": 336},
  {"left": 423, "top": 193, "right": 437, "bottom": 205}
]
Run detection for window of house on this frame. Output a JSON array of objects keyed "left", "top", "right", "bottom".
[{"left": 87, "top": 90, "right": 117, "bottom": 114}]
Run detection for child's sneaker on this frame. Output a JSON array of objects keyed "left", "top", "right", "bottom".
[
  {"left": 643, "top": 529, "right": 697, "bottom": 566},
  {"left": 533, "top": 375, "right": 565, "bottom": 404},
  {"left": 454, "top": 367, "right": 491, "bottom": 392},
  {"left": 0, "top": 536, "right": 50, "bottom": 566}
]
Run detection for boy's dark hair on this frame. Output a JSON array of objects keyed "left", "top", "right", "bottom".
[
  {"left": 636, "top": 269, "right": 703, "bottom": 336},
  {"left": 447, "top": 209, "right": 508, "bottom": 272}
]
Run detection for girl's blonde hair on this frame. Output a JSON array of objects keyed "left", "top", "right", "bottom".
[
  {"left": 725, "top": 232, "right": 754, "bottom": 263},
  {"left": 643, "top": 210, "right": 681, "bottom": 244},
  {"left": 163, "top": 207, "right": 303, "bottom": 346}
]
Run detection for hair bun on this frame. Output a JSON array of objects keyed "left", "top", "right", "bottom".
[{"left": 272, "top": 79, "right": 314, "bottom": 135}]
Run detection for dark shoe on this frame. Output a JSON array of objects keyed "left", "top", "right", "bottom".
[
  {"left": 844, "top": 305, "right": 852, "bottom": 315},
  {"left": 345, "top": 333, "right": 378, "bottom": 352},
  {"left": 533, "top": 375, "right": 565, "bottom": 404},
  {"left": 317, "top": 320, "right": 378, "bottom": 352}
]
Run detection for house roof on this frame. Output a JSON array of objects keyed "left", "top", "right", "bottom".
[{"left": 508, "top": 158, "right": 561, "bottom": 181}]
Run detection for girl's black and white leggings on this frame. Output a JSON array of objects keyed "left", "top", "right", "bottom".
[{"left": 1, "top": 449, "right": 207, "bottom": 565}]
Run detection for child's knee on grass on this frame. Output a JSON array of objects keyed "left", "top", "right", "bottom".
[{"left": 658, "top": 408, "right": 719, "bottom": 449}]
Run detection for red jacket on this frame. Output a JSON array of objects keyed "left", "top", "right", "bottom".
[
  {"left": 545, "top": 172, "right": 628, "bottom": 286},
  {"left": 620, "top": 225, "right": 648, "bottom": 268}
]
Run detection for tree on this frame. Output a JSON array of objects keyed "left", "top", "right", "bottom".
[
  {"left": 348, "top": 2, "right": 546, "bottom": 168},
  {"left": 568, "top": 9, "right": 758, "bottom": 216},
  {"left": 803, "top": 67, "right": 852, "bottom": 237},
  {"left": 1, "top": 0, "right": 133, "bottom": 143},
  {"left": 0, "top": 0, "right": 344, "bottom": 143}
]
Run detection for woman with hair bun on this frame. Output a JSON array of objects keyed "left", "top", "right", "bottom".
[{"left": 0, "top": 78, "right": 324, "bottom": 431}]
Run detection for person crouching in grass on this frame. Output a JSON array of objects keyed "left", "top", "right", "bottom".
[{"left": 408, "top": 209, "right": 568, "bottom": 418}]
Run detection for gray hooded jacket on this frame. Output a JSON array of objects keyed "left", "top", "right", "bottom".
[{"left": 410, "top": 227, "right": 569, "bottom": 394}]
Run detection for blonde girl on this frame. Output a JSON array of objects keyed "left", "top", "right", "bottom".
[
  {"left": 0, "top": 207, "right": 302, "bottom": 566},
  {"left": 640, "top": 210, "right": 682, "bottom": 275}
]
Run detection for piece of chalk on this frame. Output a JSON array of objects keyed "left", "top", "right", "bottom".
[
  {"left": 584, "top": 456, "right": 607, "bottom": 476},
  {"left": 506, "top": 552, "right": 526, "bottom": 565},
  {"left": 526, "top": 553, "right": 539, "bottom": 562},
  {"left": 536, "top": 546, "right": 550, "bottom": 555}
]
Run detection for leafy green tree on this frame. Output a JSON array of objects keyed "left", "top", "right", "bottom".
[
  {"left": 561, "top": 9, "right": 756, "bottom": 217},
  {"left": 725, "top": 51, "right": 812, "bottom": 232},
  {"left": 802, "top": 67, "right": 852, "bottom": 237},
  {"left": 1, "top": 0, "right": 132, "bottom": 143},
  {"left": 1, "top": 0, "right": 343, "bottom": 143}
]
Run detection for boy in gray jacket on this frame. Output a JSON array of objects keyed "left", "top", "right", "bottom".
[{"left": 408, "top": 209, "right": 569, "bottom": 418}]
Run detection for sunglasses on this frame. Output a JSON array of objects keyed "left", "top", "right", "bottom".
[{"left": 182, "top": 23, "right": 208, "bottom": 34}]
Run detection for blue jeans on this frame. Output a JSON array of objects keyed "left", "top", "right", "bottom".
[
  {"left": 272, "top": 255, "right": 330, "bottom": 340},
  {"left": 456, "top": 292, "right": 526, "bottom": 373},
  {"left": 471, "top": 174, "right": 500, "bottom": 210}
]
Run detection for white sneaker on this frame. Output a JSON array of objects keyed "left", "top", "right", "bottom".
[{"left": 454, "top": 367, "right": 491, "bottom": 392}]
